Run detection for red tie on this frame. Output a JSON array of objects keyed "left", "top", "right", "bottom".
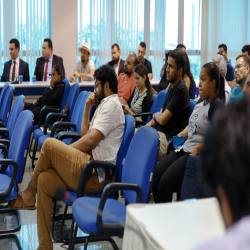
[
  {"left": 12, "top": 60, "right": 16, "bottom": 81},
  {"left": 44, "top": 60, "right": 48, "bottom": 81}
]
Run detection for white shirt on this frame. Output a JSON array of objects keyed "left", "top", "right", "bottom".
[
  {"left": 89, "top": 94, "right": 125, "bottom": 182},
  {"left": 114, "top": 58, "right": 120, "bottom": 77},
  {"left": 73, "top": 60, "right": 95, "bottom": 80},
  {"left": 43, "top": 55, "right": 53, "bottom": 82},
  {"left": 224, "top": 78, "right": 232, "bottom": 104},
  {"left": 9, "top": 57, "right": 20, "bottom": 81}
]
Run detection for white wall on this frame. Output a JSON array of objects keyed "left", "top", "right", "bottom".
[{"left": 52, "top": 0, "right": 77, "bottom": 79}]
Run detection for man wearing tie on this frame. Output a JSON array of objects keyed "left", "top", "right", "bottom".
[
  {"left": 1, "top": 38, "right": 30, "bottom": 82},
  {"left": 34, "top": 38, "right": 65, "bottom": 81}
]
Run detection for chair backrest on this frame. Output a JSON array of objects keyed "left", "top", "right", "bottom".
[
  {"left": 190, "top": 99, "right": 197, "bottom": 116},
  {"left": 151, "top": 90, "right": 167, "bottom": 115},
  {"left": 190, "top": 80, "right": 196, "bottom": 99},
  {"left": 116, "top": 115, "right": 134, "bottom": 182},
  {"left": 70, "top": 91, "right": 91, "bottom": 133},
  {"left": 0, "top": 82, "right": 10, "bottom": 108},
  {"left": 8, "top": 110, "right": 34, "bottom": 183},
  {"left": 195, "top": 87, "right": 199, "bottom": 98},
  {"left": 0, "top": 86, "right": 14, "bottom": 125},
  {"left": 65, "top": 83, "right": 80, "bottom": 120},
  {"left": 122, "top": 126, "right": 159, "bottom": 203},
  {"left": 6, "top": 95, "right": 24, "bottom": 140},
  {"left": 60, "top": 79, "right": 70, "bottom": 109},
  {"left": 147, "top": 94, "right": 158, "bottom": 122}
]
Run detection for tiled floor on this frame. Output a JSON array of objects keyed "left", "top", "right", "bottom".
[{"left": 2, "top": 150, "right": 123, "bottom": 250}]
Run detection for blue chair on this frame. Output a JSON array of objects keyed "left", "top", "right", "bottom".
[
  {"left": 190, "top": 99, "right": 197, "bottom": 116},
  {"left": 0, "top": 82, "right": 10, "bottom": 108},
  {"left": 51, "top": 115, "right": 135, "bottom": 243},
  {"left": 68, "top": 126, "right": 159, "bottom": 249},
  {"left": 135, "top": 90, "right": 167, "bottom": 126},
  {"left": 195, "top": 87, "right": 199, "bottom": 98},
  {"left": 0, "top": 95, "right": 24, "bottom": 141},
  {"left": 0, "top": 86, "right": 15, "bottom": 126},
  {"left": 190, "top": 80, "right": 196, "bottom": 99},
  {"left": 0, "top": 110, "right": 33, "bottom": 248},
  {"left": 30, "top": 83, "right": 80, "bottom": 168}
]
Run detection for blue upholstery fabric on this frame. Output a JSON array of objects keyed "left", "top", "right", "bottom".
[
  {"left": 5, "top": 95, "right": 24, "bottom": 140},
  {"left": 60, "top": 79, "right": 70, "bottom": 110},
  {"left": 0, "top": 82, "right": 10, "bottom": 108},
  {"left": 0, "top": 174, "right": 17, "bottom": 201},
  {"left": 0, "top": 86, "right": 14, "bottom": 125},
  {"left": 73, "top": 197, "right": 126, "bottom": 233},
  {"left": 6, "top": 110, "right": 34, "bottom": 182}
]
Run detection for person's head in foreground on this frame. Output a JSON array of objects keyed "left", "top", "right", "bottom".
[
  {"left": 93, "top": 64, "right": 117, "bottom": 106},
  {"left": 199, "top": 62, "right": 225, "bottom": 104},
  {"left": 199, "top": 96, "right": 250, "bottom": 248}
]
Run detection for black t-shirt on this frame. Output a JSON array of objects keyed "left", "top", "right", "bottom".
[
  {"left": 158, "top": 80, "right": 190, "bottom": 140},
  {"left": 142, "top": 58, "right": 152, "bottom": 74}
]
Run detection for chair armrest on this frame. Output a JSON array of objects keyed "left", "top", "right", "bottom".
[
  {"left": 97, "top": 182, "right": 142, "bottom": 234},
  {"left": 50, "top": 121, "right": 76, "bottom": 137},
  {"left": 0, "top": 121, "right": 6, "bottom": 128},
  {"left": 0, "top": 139, "right": 10, "bottom": 151},
  {"left": 38, "top": 105, "right": 61, "bottom": 127},
  {"left": 133, "top": 112, "right": 152, "bottom": 119},
  {"left": 135, "top": 120, "right": 147, "bottom": 127},
  {"left": 0, "top": 143, "right": 8, "bottom": 158},
  {"left": 0, "top": 128, "right": 9, "bottom": 140},
  {"left": 56, "top": 131, "right": 81, "bottom": 141},
  {"left": 0, "top": 159, "right": 18, "bottom": 198},
  {"left": 43, "top": 113, "right": 69, "bottom": 135},
  {"left": 77, "top": 160, "right": 118, "bottom": 198},
  {"left": 166, "top": 139, "right": 173, "bottom": 155}
]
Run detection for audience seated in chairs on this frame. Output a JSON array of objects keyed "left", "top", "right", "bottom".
[
  {"left": 9, "top": 65, "right": 125, "bottom": 250},
  {"left": 24, "top": 64, "right": 65, "bottom": 125},
  {"left": 213, "top": 53, "right": 232, "bottom": 104},
  {"left": 118, "top": 53, "right": 139, "bottom": 103},
  {"left": 152, "top": 62, "right": 225, "bottom": 203},
  {"left": 120, "top": 64, "right": 153, "bottom": 122},
  {"left": 181, "top": 74, "right": 250, "bottom": 201},
  {"left": 146, "top": 49, "right": 190, "bottom": 160},
  {"left": 195, "top": 95, "right": 250, "bottom": 250},
  {"left": 229, "top": 54, "right": 250, "bottom": 103}
]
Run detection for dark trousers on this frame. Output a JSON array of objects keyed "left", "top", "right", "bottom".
[
  {"left": 152, "top": 150, "right": 190, "bottom": 203},
  {"left": 24, "top": 102, "right": 42, "bottom": 125},
  {"left": 180, "top": 155, "right": 211, "bottom": 200}
]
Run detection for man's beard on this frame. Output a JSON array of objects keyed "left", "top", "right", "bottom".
[
  {"left": 81, "top": 58, "right": 85, "bottom": 63},
  {"left": 167, "top": 73, "right": 178, "bottom": 83},
  {"left": 113, "top": 57, "right": 119, "bottom": 64},
  {"left": 124, "top": 69, "right": 132, "bottom": 77},
  {"left": 95, "top": 88, "right": 105, "bottom": 107}
]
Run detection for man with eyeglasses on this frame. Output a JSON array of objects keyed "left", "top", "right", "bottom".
[
  {"left": 9, "top": 64, "right": 125, "bottom": 250},
  {"left": 1, "top": 38, "right": 30, "bottom": 82},
  {"left": 229, "top": 54, "right": 250, "bottom": 103}
]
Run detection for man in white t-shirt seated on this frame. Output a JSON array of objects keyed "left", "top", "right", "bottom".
[
  {"left": 70, "top": 42, "right": 95, "bottom": 82},
  {"left": 212, "top": 53, "right": 232, "bottom": 104}
]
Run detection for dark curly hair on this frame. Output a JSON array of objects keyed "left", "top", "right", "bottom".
[
  {"left": 202, "top": 95, "right": 250, "bottom": 222},
  {"left": 94, "top": 65, "right": 118, "bottom": 93}
]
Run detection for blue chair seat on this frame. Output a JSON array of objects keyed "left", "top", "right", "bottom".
[
  {"left": 72, "top": 197, "right": 126, "bottom": 233},
  {"left": 33, "top": 124, "right": 39, "bottom": 131},
  {"left": 0, "top": 174, "right": 17, "bottom": 201},
  {"left": 38, "top": 135, "right": 72, "bottom": 149},
  {"left": 33, "top": 128, "right": 48, "bottom": 140}
]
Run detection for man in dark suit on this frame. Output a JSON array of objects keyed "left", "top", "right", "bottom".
[
  {"left": 34, "top": 38, "right": 65, "bottom": 81},
  {"left": 1, "top": 38, "right": 30, "bottom": 82},
  {"left": 107, "top": 43, "right": 125, "bottom": 77}
]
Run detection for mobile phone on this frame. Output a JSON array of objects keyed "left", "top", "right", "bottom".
[{"left": 173, "top": 136, "right": 185, "bottom": 148}]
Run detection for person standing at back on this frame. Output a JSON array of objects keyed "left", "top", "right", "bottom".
[
  {"left": 34, "top": 38, "right": 65, "bottom": 81},
  {"left": 1, "top": 38, "right": 30, "bottom": 82}
]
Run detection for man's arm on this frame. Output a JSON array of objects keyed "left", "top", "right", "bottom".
[
  {"left": 148, "top": 73, "right": 152, "bottom": 80},
  {"left": 70, "top": 128, "right": 104, "bottom": 152},
  {"left": 78, "top": 68, "right": 95, "bottom": 81},
  {"left": 153, "top": 108, "right": 173, "bottom": 126},
  {"left": 146, "top": 108, "right": 163, "bottom": 128}
]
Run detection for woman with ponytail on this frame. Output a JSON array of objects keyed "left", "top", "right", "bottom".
[
  {"left": 121, "top": 64, "right": 153, "bottom": 121},
  {"left": 152, "top": 62, "right": 224, "bottom": 203}
]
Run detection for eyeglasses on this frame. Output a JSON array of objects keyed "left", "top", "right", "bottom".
[{"left": 234, "top": 64, "right": 248, "bottom": 70}]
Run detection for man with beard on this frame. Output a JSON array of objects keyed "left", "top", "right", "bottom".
[
  {"left": 107, "top": 43, "right": 125, "bottom": 77},
  {"left": 70, "top": 42, "right": 95, "bottom": 82},
  {"left": 147, "top": 49, "right": 190, "bottom": 160},
  {"left": 229, "top": 54, "right": 250, "bottom": 103},
  {"left": 117, "top": 53, "right": 139, "bottom": 102},
  {"left": 10, "top": 64, "right": 125, "bottom": 250}
]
